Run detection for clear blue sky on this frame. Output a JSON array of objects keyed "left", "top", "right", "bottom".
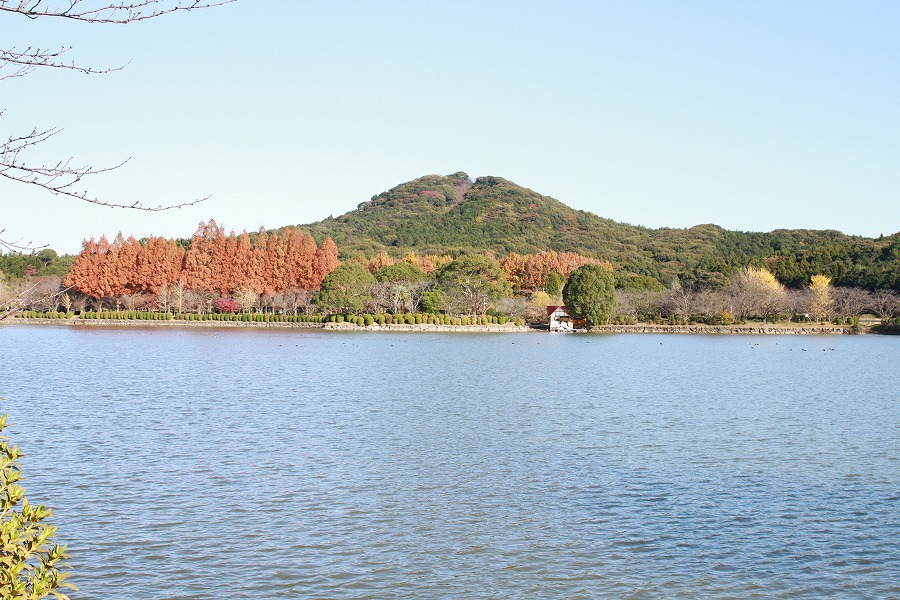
[{"left": 3, "top": 1, "right": 899, "bottom": 254}]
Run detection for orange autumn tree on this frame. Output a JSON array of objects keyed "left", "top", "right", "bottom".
[
  {"left": 216, "top": 231, "right": 242, "bottom": 295},
  {"left": 182, "top": 219, "right": 226, "bottom": 292},
  {"left": 264, "top": 231, "right": 288, "bottom": 295},
  {"left": 312, "top": 237, "right": 341, "bottom": 285},
  {"left": 135, "top": 236, "right": 185, "bottom": 293},
  {"left": 499, "top": 253, "right": 525, "bottom": 290},
  {"left": 65, "top": 220, "right": 341, "bottom": 304},
  {"left": 64, "top": 237, "right": 107, "bottom": 299},
  {"left": 367, "top": 251, "right": 395, "bottom": 273},
  {"left": 500, "top": 251, "right": 611, "bottom": 292},
  {"left": 111, "top": 233, "right": 142, "bottom": 295},
  {"left": 284, "top": 228, "right": 319, "bottom": 289}
]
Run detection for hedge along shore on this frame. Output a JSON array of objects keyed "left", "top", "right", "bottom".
[
  {"left": 588, "top": 323, "right": 855, "bottom": 334},
  {"left": 1, "top": 318, "right": 863, "bottom": 334},
  {"left": 2, "top": 318, "right": 531, "bottom": 333}
]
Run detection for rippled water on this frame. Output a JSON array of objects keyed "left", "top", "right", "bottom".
[{"left": 0, "top": 325, "right": 897, "bottom": 598}]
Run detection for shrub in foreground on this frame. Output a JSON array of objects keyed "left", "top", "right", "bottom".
[{"left": 0, "top": 407, "right": 76, "bottom": 599}]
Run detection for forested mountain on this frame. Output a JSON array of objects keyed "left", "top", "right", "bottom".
[
  {"left": 292, "top": 172, "right": 900, "bottom": 290},
  {"left": 3, "top": 173, "right": 897, "bottom": 292}
]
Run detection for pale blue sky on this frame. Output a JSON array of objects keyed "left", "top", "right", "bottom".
[{"left": 3, "top": 1, "right": 899, "bottom": 254}]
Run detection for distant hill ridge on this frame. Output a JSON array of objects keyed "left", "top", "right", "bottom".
[{"left": 287, "top": 172, "right": 899, "bottom": 290}]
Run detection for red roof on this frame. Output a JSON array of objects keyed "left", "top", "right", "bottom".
[{"left": 546, "top": 305, "right": 571, "bottom": 317}]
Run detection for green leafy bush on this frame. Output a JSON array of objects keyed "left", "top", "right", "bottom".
[
  {"left": 0, "top": 409, "right": 76, "bottom": 599},
  {"left": 563, "top": 264, "right": 617, "bottom": 326}
]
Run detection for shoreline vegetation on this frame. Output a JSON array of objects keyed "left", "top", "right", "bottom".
[
  {"left": 3, "top": 315, "right": 875, "bottom": 334},
  {"left": 2, "top": 210, "right": 898, "bottom": 333}
]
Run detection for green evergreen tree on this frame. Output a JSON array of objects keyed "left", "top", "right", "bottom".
[
  {"left": 314, "top": 263, "right": 375, "bottom": 314},
  {"left": 373, "top": 262, "right": 427, "bottom": 283},
  {"left": 563, "top": 264, "right": 617, "bottom": 326}
]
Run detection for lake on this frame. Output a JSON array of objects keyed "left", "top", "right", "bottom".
[{"left": 0, "top": 325, "right": 897, "bottom": 598}]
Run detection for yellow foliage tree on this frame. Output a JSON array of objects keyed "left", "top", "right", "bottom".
[
  {"left": 526, "top": 290, "right": 553, "bottom": 321},
  {"left": 809, "top": 275, "right": 833, "bottom": 322},
  {"left": 748, "top": 266, "right": 780, "bottom": 289},
  {"left": 730, "top": 266, "right": 785, "bottom": 321}
]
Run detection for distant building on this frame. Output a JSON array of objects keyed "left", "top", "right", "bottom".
[{"left": 546, "top": 305, "right": 574, "bottom": 332}]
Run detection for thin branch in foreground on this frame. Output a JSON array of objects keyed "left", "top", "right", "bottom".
[
  {"left": 0, "top": 283, "right": 75, "bottom": 321},
  {"left": 0, "top": 46, "right": 126, "bottom": 80},
  {"left": 0, "top": 228, "right": 46, "bottom": 253},
  {"left": 0, "top": 0, "right": 234, "bottom": 24},
  {"left": 1, "top": 126, "right": 210, "bottom": 210}
]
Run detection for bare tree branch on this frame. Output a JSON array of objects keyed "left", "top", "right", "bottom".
[
  {"left": 0, "top": 228, "right": 47, "bottom": 253},
  {"left": 0, "top": 0, "right": 229, "bottom": 253},
  {"left": 0, "top": 46, "right": 125, "bottom": 80},
  {"left": 0, "top": 0, "right": 233, "bottom": 24},
  {"left": 0, "top": 124, "right": 209, "bottom": 210},
  {"left": 0, "top": 280, "right": 74, "bottom": 320}
]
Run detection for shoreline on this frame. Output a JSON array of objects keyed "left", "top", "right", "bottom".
[
  {"left": 1, "top": 318, "right": 531, "bottom": 333},
  {"left": 0, "top": 318, "right": 863, "bottom": 334},
  {"left": 587, "top": 323, "right": 855, "bottom": 335}
]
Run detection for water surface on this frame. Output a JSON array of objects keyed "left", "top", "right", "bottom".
[{"left": 0, "top": 326, "right": 897, "bottom": 598}]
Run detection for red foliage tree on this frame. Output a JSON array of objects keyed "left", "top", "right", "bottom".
[
  {"left": 284, "top": 228, "right": 315, "bottom": 289},
  {"left": 264, "top": 231, "right": 287, "bottom": 294},
  {"left": 312, "top": 236, "right": 340, "bottom": 288},
  {"left": 135, "top": 236, "right": 185, "bottom": 293},
  {"left": 183, "top": 219, "right": 225, "bottom": 292},
  {"left": 214, "top": 297, "right": 240, "bottom": 313},
  {"left": 111, "top": 233, "right": 142, "bottom": 294},
  {"left": 250, "top": 227, "right": 269, "bottom": 294},
  {"left": 500, "top": 252, "right": 525, "bottom": 291},
  {"left": 367, "top": 251, "right": 394, "bottom": 273},
  {"left": 65, "top": 220, "right": 337, "bottom": 303},
  {"left": 499, "top": 251, "right": 611, "bottom": 292}
]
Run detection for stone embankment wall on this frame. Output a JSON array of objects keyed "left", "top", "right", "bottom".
[
  {"left": 4, "top": 319, "right": 860, "bottom": 334},
  {"left": 588, "top": 324, "right": 853, "bottom": 334},
  {"left": 322, "top": 322, "right": 531, "bottom": 332}
]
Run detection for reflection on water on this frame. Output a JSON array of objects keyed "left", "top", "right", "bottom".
[{"left": 1, "top": 326, "right": 898, "bottom": 598}]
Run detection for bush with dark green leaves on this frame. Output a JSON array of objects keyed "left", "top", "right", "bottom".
[
  {"left": 373, "top": 262, "right": 427, "bottom": 283},
  {"left": 0, "top": 408, "right": 76, "bottom": 599},
  {"left": 420, "top": 290, "right": 448, "bottom": 314},
  {"left": 314, "top": 263, "right": 375, "bottom": 314},
  {"left": 563, "top": 265, "right": 617, "bottom": 326}
]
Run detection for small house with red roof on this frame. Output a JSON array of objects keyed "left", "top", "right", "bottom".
[{"left": 546, "top": 305, "right": 574, "bottom": 332}]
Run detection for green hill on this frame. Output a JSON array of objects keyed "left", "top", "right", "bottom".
[{"left": 292, "top": 172, "right": 900, "bottom": 290}]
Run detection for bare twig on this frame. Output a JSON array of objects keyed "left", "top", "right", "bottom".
[
  {"left": 0, "top": 0, "right": 226, "bottom": 254},
  {"left": 0, "top": 125, "right": 209, "bottom": 210},
  {"left": 0, "top": 0, "right": 234, "bottom": 24},
  {"left": 0, "top": 228, "right": 46, "bottom": 252},
  {"left": 0, "top": 46, "right": 125, "bottom": 80},
  {"left": 0, "top": 282, "right": 75, "bottom": 320}
]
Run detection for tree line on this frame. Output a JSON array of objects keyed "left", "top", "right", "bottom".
[
  {"left": 3, "top": 225, "right": 899, "bottom": 328},
  {"left": 611, "top": 269, "right": 899, "bottom": 327},
  {"left": 296, "top": 173, "right": 900, "bottom": 292},
  {"left": 58, "top": 220, "right": 339, "bottom": 309}
]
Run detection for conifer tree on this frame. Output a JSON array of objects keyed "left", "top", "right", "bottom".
[{"left": 313, "top": 237, "right": 341, "bottom": 288}]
